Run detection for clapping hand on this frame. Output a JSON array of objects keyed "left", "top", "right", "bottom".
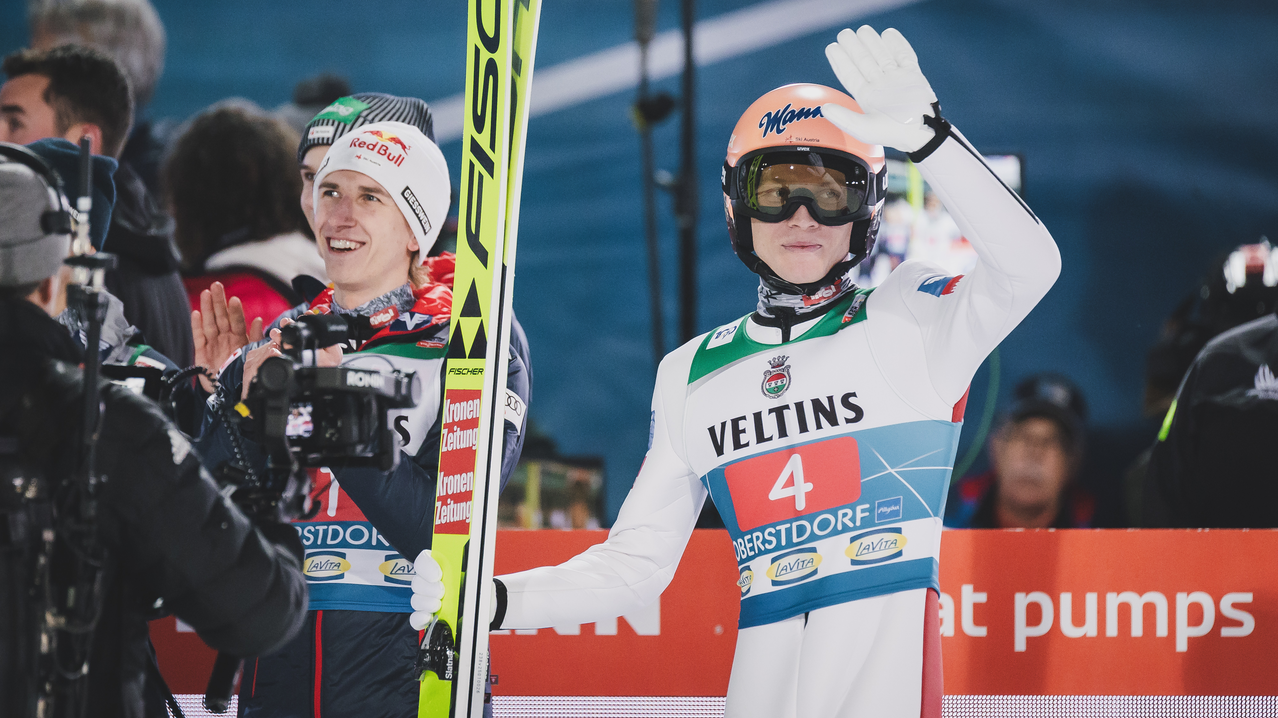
[{"left": 191, "top": 282, "right": 264, "bottom": 393}]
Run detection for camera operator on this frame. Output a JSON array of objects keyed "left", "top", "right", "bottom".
[
  {"left": 0, "top": 146, "right": 307, "bottom": 716},
  {"left": 192, "top": 120, "right": 531, "bottom": 718}
]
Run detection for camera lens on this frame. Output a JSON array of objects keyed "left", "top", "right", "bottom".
[{"left": 258, "top": 358, "right": 294, "bottom": 393}]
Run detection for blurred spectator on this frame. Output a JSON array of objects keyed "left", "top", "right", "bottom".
[
  {"left": 1126, "top": 238, "right": 1278, "bottom": 524},
  {"left": 274, "top": 72, "right": 351, "bottom": 136},
  {"left": 1144, "top": 245, "right": 1278, "bottom": 528},
  {"left": 165, "top": 102, "right": 324, "bottom": 328},
  {"left": 946, "top": 374, "right": 1094, "bottom": 529},
  {"left": 28, "top": 0, "right": 169, "bottom": 192},
  {"left": 0, "top": 44, "right": 193, "bottom": 367},
  {"left": 1142, "top": 238, "right": 1278, "bottom": 416}
]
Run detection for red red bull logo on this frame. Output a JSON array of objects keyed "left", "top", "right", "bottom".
[
  {"left": 365, "top": 129, "right": 410, "bottom": 153},
  {"left": 350, "top": 129, "right": 408, "bottom": 167}
]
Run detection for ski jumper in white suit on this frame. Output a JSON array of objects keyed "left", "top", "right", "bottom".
[{"left": 496, "top": 125, "right": 1058, "bottom": 715}]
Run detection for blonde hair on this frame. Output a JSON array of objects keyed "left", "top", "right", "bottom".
[{"left": 408, "top": 258, "right": 428, "bottom": 288}]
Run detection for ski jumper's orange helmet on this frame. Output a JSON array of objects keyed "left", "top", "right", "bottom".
[{"left": 723, "top": 83, "right": 887, "bottom": 292}]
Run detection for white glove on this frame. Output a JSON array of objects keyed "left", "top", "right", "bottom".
[
  {"left": 409, "top": 549, "right": 445, "bottom": 631},
  {"left": 823, "top": 26, "right": 940, "bottom": 153}
]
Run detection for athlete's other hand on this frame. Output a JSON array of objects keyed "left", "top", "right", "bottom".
[
  {"left": 823, "top": 26, "right": 938, "bottom": 153},
  {"left": 240, "top": 338, "right": 284, "bottom": 401},
  {"left": 191, "top": 282, "right": 264, "bottom": 393},
  {"left": 239, "top": 324, "right": 344, "bottom": 400},
  {"left": 409, "top": 549, "right": 445, "bottom": 631},
  {"left": 276, "top": 318, "right": 344, "bottom": 367}
]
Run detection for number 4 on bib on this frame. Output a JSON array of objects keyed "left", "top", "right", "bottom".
[{"left": 769, "top": 453, "right": 813, "bottom": 511}]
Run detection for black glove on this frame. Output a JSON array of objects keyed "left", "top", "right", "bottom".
[{"left": 257, "top": 521, "right": 305, "bottom": 564}]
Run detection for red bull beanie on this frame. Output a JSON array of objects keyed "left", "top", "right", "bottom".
[
  {"left": 298, "top": 93, "right": 435, "bottom": 164},
  {"left": 314, "top": 121, "right": 449, "bottom": 265}
]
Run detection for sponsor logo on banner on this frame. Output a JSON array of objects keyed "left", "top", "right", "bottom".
[
  {"left": 875, "top": 496, "right": 903, "bottom": 523},
  {"left": 379, "top": 554, "right": 415, "bottom": 585},
  {"left": 765, "top": 547, "right": 822, "bottom": 586},
  {"left": 738, "top": 565, "right": 754, "bottom": 597},
  {"left": 435, "top": 389, "right": 481, "bottom": 535},
  {"left": 846, "top": 528, "right": 906, "bottom": 566},
  {"left": 304, "top": 550, "right": 351, "bottom": 581},
  {"left": 761, "top": 355, "right": 791, "bottom": 399},
  {"left": 724, "top": 436, "right": 861, "bottom": 532},
  {"left": 758, "top": 103, "right": 824, "bottom": 138}
]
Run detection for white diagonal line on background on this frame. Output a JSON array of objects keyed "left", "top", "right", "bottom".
[{"left": 430, "top": 0, "right": 920, "bottom": 144}]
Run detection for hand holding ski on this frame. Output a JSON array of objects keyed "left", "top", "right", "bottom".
[{"left": 410, "top": 550, "right": 445, "bottom": 631}]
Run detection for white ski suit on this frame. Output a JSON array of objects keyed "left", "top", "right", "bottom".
[{"left": 496, "top": 128, "right": 1059, "bottom": 717}]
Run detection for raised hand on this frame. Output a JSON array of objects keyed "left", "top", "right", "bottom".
[
  {"left": 823, "top": 26, "right": 939, "bottom": 153},
  {"left": 191, "top": 282, "right": 265, "bottom": 392}
]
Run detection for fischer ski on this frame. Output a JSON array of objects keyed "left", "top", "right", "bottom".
[{"left": 417, "top": 0, "right": 541, "bottom": 716}]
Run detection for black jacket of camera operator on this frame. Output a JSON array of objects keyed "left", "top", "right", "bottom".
[{"left": 0, "top": 297, "right": 308, "bottom": 718}]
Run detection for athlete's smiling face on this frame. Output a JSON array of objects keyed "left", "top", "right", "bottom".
[
  {"left": 751, "top": 204, "right": 853, "bottom": 285},
  {"left": 315, "top": 169, "right": 419, "bottom": 308}
]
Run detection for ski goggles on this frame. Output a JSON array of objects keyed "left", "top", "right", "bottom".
[{"left": 726, "top": 149, "right": 882, "bottom": 225}]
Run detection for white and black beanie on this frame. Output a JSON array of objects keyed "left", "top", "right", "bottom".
[
  {"left": 313, "top": 121, "right": 449, "bottom": 265},
  {"left": 298, "top": 93, "right": 435, "bottom": 163}
]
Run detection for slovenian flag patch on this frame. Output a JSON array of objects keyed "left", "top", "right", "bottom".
[{"left": 917, "top": 274, "right": 963, "bottom": 297}]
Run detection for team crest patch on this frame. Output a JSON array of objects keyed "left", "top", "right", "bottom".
[{"left": 761, "top": 355, "right": 791, "bottom": 399}]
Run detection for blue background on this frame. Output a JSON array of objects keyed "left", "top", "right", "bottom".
[{"left": 4, "top": 0, "right": 1277, "bottom": 522}]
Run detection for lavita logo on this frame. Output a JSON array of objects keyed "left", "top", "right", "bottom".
[
  {"left": 379, "top": 554, "right": 415, "bottom": 585},
  {"left": 765, "top": 547, "right": 822, "bottom": 586},
  {"left": 846, "top": 528, "right": 906, "bottom": 566},
  {"left": 304, "top": 550, "right": 351, "bottom": 581}
]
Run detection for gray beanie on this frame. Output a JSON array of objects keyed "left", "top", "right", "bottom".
[
  {"left": 298, "top": 93, "right": 435, "bottom": 164},
  {"left": 0, "top": 157, "right": 71, "bottom": 287}
]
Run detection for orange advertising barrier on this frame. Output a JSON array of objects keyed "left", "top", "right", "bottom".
[{"left": 151, "top": 529, "right": 1278, "bottom": 697}]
